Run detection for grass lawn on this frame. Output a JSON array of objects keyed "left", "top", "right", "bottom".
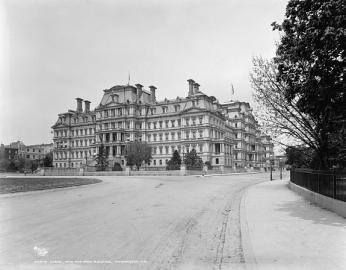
[{"left": 0, "top": 177, "right": 102, "bottom": 194}]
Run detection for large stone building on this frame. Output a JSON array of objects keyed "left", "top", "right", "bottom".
[
  {"left": 52, "top": 79, "right": 273, "bottom": 170},
  {"left": 221, "top": 102, "right": 274, "bottom": 169}
]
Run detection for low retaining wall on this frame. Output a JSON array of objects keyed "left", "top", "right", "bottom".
[
  {"left": 289, "top": 181, "right": 346, "bottom": 218},
  {"left": 39, "top": 167, "right": 250, "bottom": 177},
  {"left": 84, "top": 170, "right": 181, "bottom": 176}
]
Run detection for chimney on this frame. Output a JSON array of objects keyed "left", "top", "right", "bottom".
[
  {"left": 193, "top": 83, "right": 200, "bottom": 94},
  {"left": 149, "top": 85, "right": 157, "bottom": 103},
  {"left": 84, "top": 100, "right": 91, "bottom": 113},
  {"left": 135, "top": 84, "right": 143, "bottom": 100},
  {"left": 76, "top": 98, "right": 83, "bottom": 113},
  {"left": 187, "top": 79, "right": 195, "bottom": 96}
]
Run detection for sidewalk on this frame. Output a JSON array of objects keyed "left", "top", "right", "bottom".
[{"left": 241, "top": 179, "right": 346, "bottom": 270}]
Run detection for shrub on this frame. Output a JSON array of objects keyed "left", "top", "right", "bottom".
[{"left": 112, "top": 162, "right": 123, "bottom": 171}]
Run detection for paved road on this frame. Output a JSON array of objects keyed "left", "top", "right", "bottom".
[{"left": 0, "top": 173, "right": 267, "bottom": 270}]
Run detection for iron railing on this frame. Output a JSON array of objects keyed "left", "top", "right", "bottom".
[{"left": 290, "top": 168, "right": 346, "bottom": 202}]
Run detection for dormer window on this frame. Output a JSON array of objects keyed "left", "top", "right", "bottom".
[{"left": 162, "top": 106, "right": 168, "bottom": 113}]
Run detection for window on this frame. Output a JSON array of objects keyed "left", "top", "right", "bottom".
[
  {"left": 215, "top": 143, "right": 220, "bottom": 154},
  {"left": 178, "top": 132, "right": 181, "bottom": 140},
  {"left": 177, "top": 119, "right": 181, "bottom": 126},
  {"left": 175, "top": 105, "right": 180, "bottom": 112},
  {"left": 159, "top": 147, "right": 163, "bottom": 154},
  {"left": 171, "top": 120, "right": 175, "bottom": 127},
  {"left": 159, "top": 134, "right": 163, "bottom": 141},
  {"left": 159, "top": 160, "right": 162, "bottom": 165},
  {"left": 165, "top": 146, "right": 169, "bottom": 154},
  {"left": 171, "top": 132, "right": 175, "bottom": 140},
  {"left": 159, "top": 121, "right": 163, "bottom": 128},
  {"left": 199, "top": 117, "right": 203, "bottom": 124},
  {"left": 154, "top": 160, "right": 156, "bottom": 165},
  {"left": 165, "top": 120, "right": 169, "bottom": 128},
  {"left": 165, "top": 133, "right": 169, "bottom": 140},
  {"left": 216, "top": 158, "right": 219, "bottom": 164},
  {"left": 162, "top": 106, "right": 168, "bottom": 113}
]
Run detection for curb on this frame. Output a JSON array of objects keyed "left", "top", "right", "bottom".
[
  {"left": 196, "top": 172, "right": 263, "bottom": 177},
  {"left": 240, "top": 184, "right": 259, "bottom": 270},
  {"left": 0, "top": 181, "right": 104, "bottom": 198}
]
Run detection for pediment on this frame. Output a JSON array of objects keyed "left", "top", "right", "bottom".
[{"left": 181, "top": 107, "right": 206, "bottom": 114}]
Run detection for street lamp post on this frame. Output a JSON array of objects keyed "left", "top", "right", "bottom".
[
  {"left": 182, "top": 147, "right": 185, "bottom": 163},
  {"left": 279, "top": 158, "right": 283, "bottom": 180},
  {"left": 270, "top": 155, "right": 273, "bottom": 181}
]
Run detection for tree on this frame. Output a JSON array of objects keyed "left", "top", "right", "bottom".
[
  {"left": 166, "top": 150, "right": 182, "bottom": 170},
  {"left": 96, "top": 144, "right": 109, "bottom": 171},
  {"left": 112, "top": 162, "right": 123, "bottom": 171},
  {"left": 252, "top": 0, "right": 346, "bottom": 169},
  {"left": 272, "top": 0, "right": 346, "bottom": 169},
  {"left": 285, "top": 146, "right": 313, "bottom": 168},
  {"left": 251, "top": 57, "right": 320, "bottom": 153},
  {"left": 184, "top": 149, "right": 203, "bottom": 170},
  {"left": 43, "top": 152, "right": 53, "bottom": 167},
  {"left": 124, "top": 142, "right": 152, "bottom": 170}
]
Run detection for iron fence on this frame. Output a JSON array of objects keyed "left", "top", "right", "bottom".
[{"left": 290, "top": 168, "right": 346, "bottom": 202}]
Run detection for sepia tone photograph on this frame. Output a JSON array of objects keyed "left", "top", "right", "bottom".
[{"left": 0, "top": 0, "right": 345, "bottom": 269}]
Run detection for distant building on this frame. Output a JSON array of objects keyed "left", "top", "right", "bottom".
[
  {"left": 23, "top": 143, "right": 53, "bottom": 160},
  {"left": 1, "top": 141, "right": 53, "bottom": 161},
  {"left": 52, "top": 79, "right": 274, "bottom": 169}
]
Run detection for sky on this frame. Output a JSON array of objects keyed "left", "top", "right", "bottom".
[{"left": 0, "top": 0, "right": 288, "bottom": 145}]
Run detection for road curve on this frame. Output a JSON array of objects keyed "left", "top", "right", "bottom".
[{"left": 0, "top": 174, "right": 267, "bottom": 270}]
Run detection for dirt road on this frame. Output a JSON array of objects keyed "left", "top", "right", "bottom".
[{"left": 0, "top": 173, "right": 267, "bottom": 269}]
